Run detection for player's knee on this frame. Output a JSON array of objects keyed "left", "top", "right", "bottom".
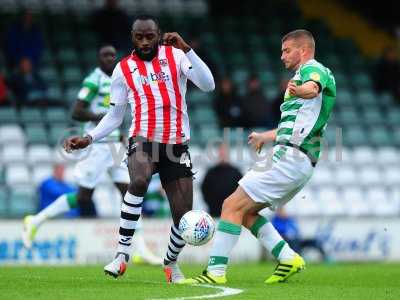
[{"left": 129, "top": 176, "right": 150, "bottom": 196}]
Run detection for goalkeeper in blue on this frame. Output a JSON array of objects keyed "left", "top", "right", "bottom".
[{"left": 185, "top": 30, "right": 336, "bottom": 284}]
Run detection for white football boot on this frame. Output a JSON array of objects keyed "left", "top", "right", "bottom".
[
  {"left": 163, "top": 260, "right": 186, "bottom": 284},
  {"left": 104, "top": 253, "right": 129, "bottom": 278},
  {"left": 22, "top": 215, "right": 38, "bottom": 249}
]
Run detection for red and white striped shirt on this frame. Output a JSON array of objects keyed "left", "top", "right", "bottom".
[{"left": 110, "top": 46, "right": 213, "bottom": 145}]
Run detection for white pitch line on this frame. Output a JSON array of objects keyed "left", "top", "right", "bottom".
[{"left": 147, "top": 284, "right": 244, "bottom": 300}]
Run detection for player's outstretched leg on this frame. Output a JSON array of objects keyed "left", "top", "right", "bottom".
[
  {"left": 104, "top": 192, "right": 143, "bottom": 278},
  {"left": 244, "top": 214, "right": 305, "bottom": 284},
  {"left": 183, "top": 187, "right": 253, "bottom": 284},
  {"left": 162, "top": 177, "right": 193, "bottom": 283},
  {"left": 22, "top": 192, "right": 78, "bottom": 249}
]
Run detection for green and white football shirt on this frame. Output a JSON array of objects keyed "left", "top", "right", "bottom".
[
  {"left": 274, "top": 59, "right": 336, "bottom": 163},
  {"left": 77, "top": 68, "right": 120, "bottom": 142}
]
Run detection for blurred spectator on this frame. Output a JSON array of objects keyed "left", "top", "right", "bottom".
[
  {"left": 242, "top": 74, "right": 271, "bottom": 128},
  {"left": 269, "top": 78, "right": 290, "bottom": 127},
  {"left": 38, "top": 163, "right": 79, "bottom": 218},
  {"left": 9, "top": 57, "right": 48, "bottom": 107},
  {"left": 272, "top": 207, "right": 327, "bottom": 261},
  {"left": 214, "top": 77, "right": 245, "bottom": 128},
  {"left": 373, "top": 46, "right": 400, "bottom": 102},
  {"left": 3, "top": 10, "right": 44, "bottom": 69},
  {"left": 201, "top": 143, "right": 242, "bottom": 217},
  {"left": 91, "top": 0, "right": 130, "bottom": 53},
  {"left": 0, "top": 73, "right": 10, "bottom": 106}
]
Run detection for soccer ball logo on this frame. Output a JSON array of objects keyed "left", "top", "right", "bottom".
[{"left": 179, "top": 210, "right": 215, "bottom": 246}]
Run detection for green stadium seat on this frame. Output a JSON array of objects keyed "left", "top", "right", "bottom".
[
  {"left": 45, "top": 108, "right": 69, "bottom": 124},
  {"left": 343, "top": 126, "right": 368, "bottom": 146},
  {"left": 368, "top": 127, "right": 391, "bottom": 146},
  {"left": 200, "top": 126, "right": 221, "bottom": 145},
  {"left": 8, "top": 186, "right": 36, "bottom": 217},
  {"left": 49, "top": 125, "right": 68, "bottom": 146},
  {"left": 0, "top": 108, "right": 18, "bottom": 124},
  {"left": 353, "top": 73, "right": 372, "bottom": 89},
  {"left": 361, "top": 110, "right": 384, "bottom": 125},
  {"left": 356, "top": 91, "right": 376, "bottom": 106},
  {"left": 337, "top": 109, "right": 360, "bottom": 126},
  {"left": 335, "top": 89, "right": 353, "bottom": 106},
  {"left": 387, "top": 109, "right": 400, "bottom": 126},
  {"left": 187, "top": 90, "right": 212, "bottom": 106},
  {"left": 47, "top": 85, "right": 63, "bottom": 101},
  {"left": 392, "top": 129, "right": 400, "bottom": 147},
  {"left": 40, "top": 67, "right": 59, "bottom": 84},
  {"left": 194, "top": 107, "right": 217, "bottom": 124},
  {"left": 57, "top": 49, "right": 78, "bottom": 65},
  {"left": 0, "top": 187, "right": 8, "bottom": 216},
  {"left": 19, "top": 108, "right": 43, "bottom": 124},
  {"left": 25, "top": 125, "right": 48, "bottom": 144},
  {"left": 82, "top": 49, "right": 98, "bottom": 66},
  {"left": 64, "top": 87, "right": 80, "bottom": 103},
  {"left": 62, "top": 67, "right": 83, "bottom": 85}
]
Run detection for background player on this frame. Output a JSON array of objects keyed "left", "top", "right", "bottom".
[
  {"left": 22, "top": 45, "right": 162, "bottom": 265},
  {"left": 63, "top": 15, "right": 215, "bottom": 282},
  {"left": 186, "top": 29, "right": 336, "bottom": 284}
]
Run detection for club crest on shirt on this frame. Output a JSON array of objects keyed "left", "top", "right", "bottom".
[{"left": 159, "top": 59, "right": 168, "bottom": 67}]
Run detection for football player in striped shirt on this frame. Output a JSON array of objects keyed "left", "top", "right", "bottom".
[
  {"left": 64, "top": 15, "right": 215, "bottom": 282},
  {"left": 185, "top": 30, "right": 336, "bottom": 284},
  {"left": 22, "top": 45, "right": 162, "bottom": 265}
]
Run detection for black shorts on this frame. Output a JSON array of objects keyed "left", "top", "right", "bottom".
[{"left": 127, "top": 137, "right": 194, "bottom": 184}]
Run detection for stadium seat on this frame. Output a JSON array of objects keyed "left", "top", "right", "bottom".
[
  {"left": 62, "top": 67, "right": 83, "bottom": 85},
  {"left": 356, "top": 91, "right": 377, "bottom": 106},
  {"left": 387, "top": 109, "right": 400, "bottom": 126},
  {"left": 287, "top": 188, "right": 320, "bottom": 217},
  {"left": 32, "top": 164, "right": 53, "bottom": 185},
  {"left": 1, "top": 144, "right": 25, "bottom": 164},
  {"left": 199, "top": 126, "right": 221, "bottom": 145},
  {"left": 353, "top": 73, "right": 372, "bottom": 89},
  {"left": 376, "top": 147, "right": 399, "bottom": 165},
  {"left": 334, "top": 165, "right": 357, "bottom": 186},
  {"left": 44, "top": 108, "right": 69, "bottom": 124},
  {"left": 0, "top": 125, "right": 25, "bottom": 145},
  {"left": 336, "top": 109, "right": 360, "bottom": 126},
  {"left": 5, "top": 165, "right": 31, "bottom": 186},
  {"left": 359, "top": 166, "right": 382, "bottom": 186},
  {"left": 368, "top": 126, "right": 391, "bottom": 146},
  {"left": 49, "top": 125, "right": 68, "bottom": 146},
  {"left": 343, "top": 126, "right": 368, "bottom": 146},
  {"left": 8, "top": 185, "right": 37, "bottom": 217},
  {"left": 382, "top": 166, "right": 400, "bottom": 186},
  {"left": 57, "top": 49, "right": 78, "bottom": 65},
  {"left": 316, "top": 187, "right": 345, "bottom": 216},
  {"left": 25, "top": 125, "right": 48, "bottom": 144},
  {"left": 194, "top": 108, "right": 217, "bottom": 123},
  {"left": 19, "top": 108, "right": 43, "bottom": 124},
  {"left": 361, "top": 110, "right": 384, "bottom": 125},
  {"left": 187, "top": 90, "right": 212, "bottom": 106},
  {"left": 342, "top": 187, "right": 370, "bottom": 216},
  {"left": 351, "top": 147, "right": 375, "bottom": 165},
  {"left": 365, "top": 187, "right": 395, "bottom": 216},
  {"left": 40, "top": 67, "right": 59, "bottom": 84},
  {"left": 47, "top": 85, "right": 63, "bottom": 100},
  {"left": 0, "top": 107, "right": 18, "bottom": 124},
  {"left": 27, "top": 145, "right": 54, "bottom": 164},
  {"left": 0, "top": 187, "right": 8, "bottom": 216},
  {"left": 308, "top": 165, "right": 333, "bottom": 187}
]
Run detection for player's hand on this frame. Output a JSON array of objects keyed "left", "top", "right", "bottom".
[
  {"left": 248, "top": 132, "right": 265, "bottom": 153},
  {"left": 287, "top": 80, "right": 298, "bottom": 96},
  {"left": 64, "top": 136, "right": 92, "bottom": 153},
  {"left": 163, "top": 32, "right": 191, "bottom": 53}
]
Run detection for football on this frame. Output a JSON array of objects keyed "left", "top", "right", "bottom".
[{"left": 178, "top": 210, "right": 216, "bottom": 246}]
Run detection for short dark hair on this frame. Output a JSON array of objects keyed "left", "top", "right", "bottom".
[
  {"left": 132, "top": 14, "right": 160, "bottom": 30},
  {"left": 282, "top": 29, "right": 315, "bottom": 49}
]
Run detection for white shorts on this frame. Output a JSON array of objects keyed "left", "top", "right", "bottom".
[
  {"left": 239, "top": 146, "right": 314, "bottom": 210},
  {"left": 74, "top": 142, "right": 129, "bottom": 189}
]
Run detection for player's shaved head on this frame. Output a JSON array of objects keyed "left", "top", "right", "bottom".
[
  {"left": 282, "top": 29, "right": 315, "bottom": 51},
  {"left": 281, "top": 30, "right": 316, "bottom": 71}
]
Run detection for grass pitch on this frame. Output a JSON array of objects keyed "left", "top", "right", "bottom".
[{"left": 0, "top": 263, "right": 399, "bottom": 300}]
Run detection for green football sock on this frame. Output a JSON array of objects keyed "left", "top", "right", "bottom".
[{"left": 207, "top": 220, "right": 241, "bottom": 276}]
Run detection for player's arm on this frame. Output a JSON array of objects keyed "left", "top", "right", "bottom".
[
  {"left": 248, "top": 129, "right": 277, "bottom": 153},
  {"left": 163, "top": 32, "right": 215, "bottom": 92},
  {"left": 64, "top": 64, "right": 128, "bottom": 152},
  {"left": 288, "top": 65, "right": 328, "bottom": 99},
  {"left": 72, "top": 82, "right": 104, "bottom": 122},
  {"left": 287, "top": 80, "right": 319, "bottom": 99}
]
